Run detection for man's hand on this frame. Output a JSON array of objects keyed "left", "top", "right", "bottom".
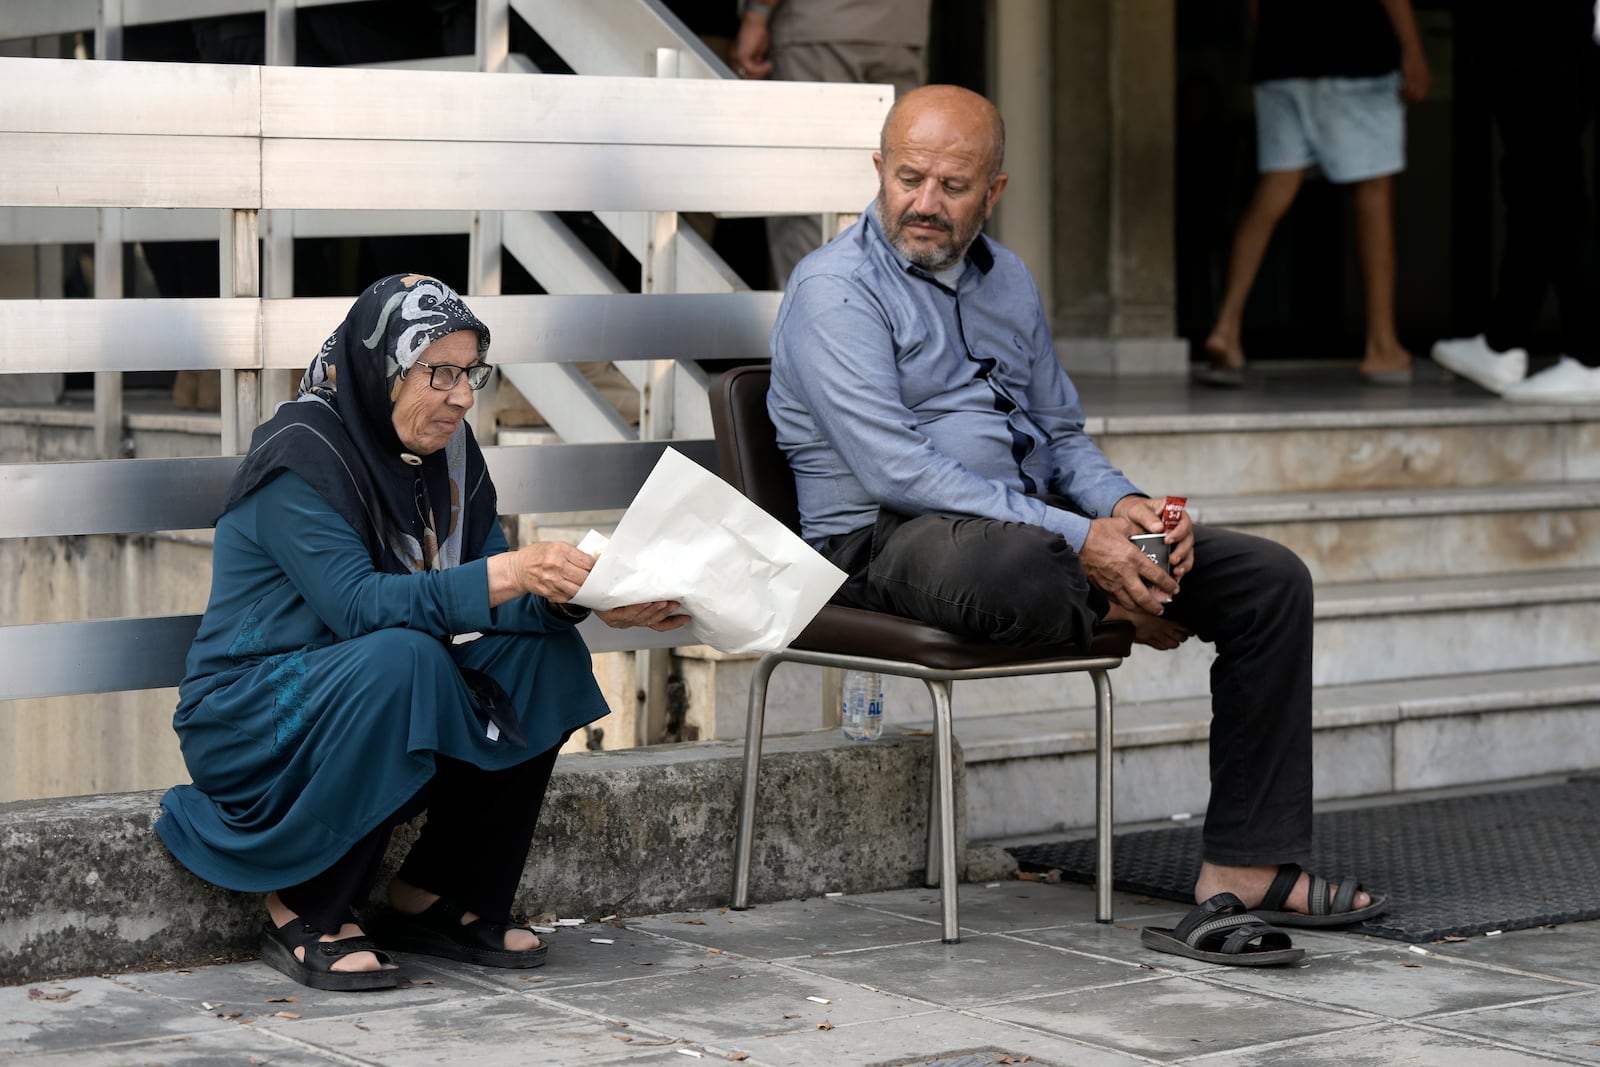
[
  {"left": 1113, "top": 495, "right": 1195, "bottom": 581},
  {"left": 730, "top": 10, "right": 775, "bottom": 79},
  {"left": 1079, "top": 516, "right": 1176, "bottom": 616}
]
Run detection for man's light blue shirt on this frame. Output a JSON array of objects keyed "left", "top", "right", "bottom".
[{"left": 769, "top": 203, "right": 1142, "bottom": 551}]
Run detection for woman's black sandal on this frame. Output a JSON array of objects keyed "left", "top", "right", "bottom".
[
  {"left": 369, "top": 896, "right": 549, "bottom": 968},
  {"left": 1140, "top": 893, "right": 1305, "bottom": 967},
  {"left": 260, "top": 916, "right": 400, "bottom": 991}
]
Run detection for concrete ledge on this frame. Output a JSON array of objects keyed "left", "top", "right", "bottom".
[{"left": 0, "top": 732, "right": 963, "bottom": 982}]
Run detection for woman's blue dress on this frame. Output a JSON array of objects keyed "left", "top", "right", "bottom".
[{"left": 156, "top": 471, "right": 609, "bottom": 892}]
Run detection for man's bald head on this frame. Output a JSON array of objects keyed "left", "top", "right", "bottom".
[
  {"left": 871, "top": 85, "right": 1010, "bottom": 271},
  {"left": 880, "top": 85, "right": 1007, "bottom": 183}
]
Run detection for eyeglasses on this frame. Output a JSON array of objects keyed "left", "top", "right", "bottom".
[{"left": 409, "top": 359, "right": 493, "bottom": 391}]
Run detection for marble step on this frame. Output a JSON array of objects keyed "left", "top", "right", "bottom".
[
  {"left": 676, "top": 567, "right": 1600, "bottom": 741},
  {"left": 790, "top": 566, "right": 1600, "bottom": 720},
  {"left": 1094, "top": 402, "right": 1600, "bottom": 498},
  {"left": 945, "top": 661, "right": 1600, "bottom": 841},
  {"left": 1193, "top": 481, "right": 1600, "bottom": 582}
]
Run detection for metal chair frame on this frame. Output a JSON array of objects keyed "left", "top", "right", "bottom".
[{"left": 711, "top": 365, "right": 1129, "bottom": 943}]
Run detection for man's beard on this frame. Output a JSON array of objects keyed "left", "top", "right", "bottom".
[{"left": 877, "top": 188, "right": 984, "bottom": 271}]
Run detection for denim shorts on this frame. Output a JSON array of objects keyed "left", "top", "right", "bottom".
[{"left": 1254, "top": 72, "right": 1405, "bottom": 183}]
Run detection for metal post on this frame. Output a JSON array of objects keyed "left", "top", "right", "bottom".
[
  {"left": 465, "top": 0, "right": 509, "bottom": 447},
  {"left": 219, "top": 209, "right": 261, "bottom": 456},
  {"left": 264, "top": 0, "right": 294, "bottom": 65},
  {"left": 633, "top": 45, "right": 683, "bottom": 748},
  {"left": 260, "top": 0, "right": 297, "bottom": 416},
  {"left": 1093, "top": 668, "right": 1115, "bottom": 923},
  {"left": 477, "top": 0, "right": 509, "bottom": 73},
  {"left": 92, "top": 0, "right": 124, "bottom": 460},
  {"left": 731, "top": 653, "right": 781, "bottom": 909},
  {"left": 929, "top": 679, "right": 961, "bottom": 943},
  {"left": 467, "top": 209, "right": 503, "bottom": 446},
  {"left": 92, "top": 208, "right": 124, "bottom": 459}
]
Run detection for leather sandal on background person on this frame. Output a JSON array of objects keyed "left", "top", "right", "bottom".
[
  {"left": 1140, "top": 893, "right": 1304, "bottom": 967},
  {"left": 259, "top": 916, "right": 400, "bottom": 992},
  {"left": 1250, "top": 862, "right": 1389, "bottom": 927},
  {"left": 369, "top": 896, "right": 549, "bottom": 968}
]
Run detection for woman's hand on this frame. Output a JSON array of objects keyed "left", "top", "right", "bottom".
[
  {"left": 597, "top": 601, "right": 691, "bottom": 632},
  {"left": 515, "top": 542, "right": 599, "bottom": 602},
  {"left": 487, "top": 541, "right": 598, "bottom": 607}
]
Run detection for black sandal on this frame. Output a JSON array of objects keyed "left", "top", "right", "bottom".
[
  {"left": 1252, "top": 862, "right": 1389, "bottom": 928},
  {"left": 369, "top": 896, "right": 549, "bottom": 969},
  {"left": 259, "top": 916, "right": 400, "bottom": 991},
  {"left": 1140, "top": 893, "right": 1304, "bottom": 967}
]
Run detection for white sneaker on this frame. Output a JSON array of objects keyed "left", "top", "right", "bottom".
[
  {"left": 1502, "top": 356, "right": 1600, "bottom": 404},
  {"left": 1430, "top": 334, "right": 1527, "bottom": 394}
]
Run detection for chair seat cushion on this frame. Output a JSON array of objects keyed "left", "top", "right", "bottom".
[{"left": 792, "top": 605, "right": 1134, "bottom": 669}]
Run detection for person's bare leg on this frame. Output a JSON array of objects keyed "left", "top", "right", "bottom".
[
  {"left": 1206, "top": 168, "right": 1308, "bottom": 370},
  {"left": 266, "top": 891, "right": 385, "bottom": 973},
  {"left": 388, "top": 878, "right": 542, "bottom": 952},
  {"left": 1192, "top": 861, "right": 1372, "bottom": 914},
  {"left": 1353, "top": 174, "right": 1413, "bottom": 376}
]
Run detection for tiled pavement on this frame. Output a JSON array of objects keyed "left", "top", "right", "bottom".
[{"left": 5, "top": 878, "right": 1598, "bottom": 1066}]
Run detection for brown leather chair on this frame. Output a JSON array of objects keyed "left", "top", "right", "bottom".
[{"left": 710, "top": 365, "right": 1134, "bottom": 941}]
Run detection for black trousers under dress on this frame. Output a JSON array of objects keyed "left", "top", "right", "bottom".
[{"left": 278, "top": 738, "right": 565, "bottom": 933}]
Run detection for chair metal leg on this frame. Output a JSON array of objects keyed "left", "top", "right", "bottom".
[
  {"left": 731, "top": 652, "right": 783, "bottom": 910},
  {"left": 925, "top": 678, "right": 960, "bottom": 943},
  {"left": 1092, "top": 668, "right": 1115, "bottom": 923}
]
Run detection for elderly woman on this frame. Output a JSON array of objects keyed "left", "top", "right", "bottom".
[{"left": 156, "top": 274, "right": 686, "bottom": 991}]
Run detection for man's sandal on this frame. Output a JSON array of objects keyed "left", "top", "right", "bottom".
[
  {"left": 1251, "top": 862, "right": 1388, "bottom": 928},
  {"left": 1140, "top": 893, "right": 1304, "bottom": 967},
  {"left": 369, "top": 896, "right": 549, "bottom": 969},
  {"left": 259, "top": 917, "right": 400, "bottom": 992}
]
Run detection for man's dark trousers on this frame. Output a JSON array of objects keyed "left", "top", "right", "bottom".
[{"left": 823, "top": 510, "right": 1315, "bottom": 867}]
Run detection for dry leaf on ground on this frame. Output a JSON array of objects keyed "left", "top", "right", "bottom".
[{"left": 27, "top": 988, "right": 79, "bottom": 1002}]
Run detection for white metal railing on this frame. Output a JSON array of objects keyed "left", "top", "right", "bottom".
[
  {"left": 0, "top": 0, "right": 874, "bottom": 446},
  {"left": 0, "top": 50, "right": 888, "bottom": 743}
]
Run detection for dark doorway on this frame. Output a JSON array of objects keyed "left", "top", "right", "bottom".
[{"left": 1174, "top": 2, "right": 1482, "bottom": 363}]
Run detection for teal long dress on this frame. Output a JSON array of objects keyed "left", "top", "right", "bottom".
[{"left": 155, "top": 471, "right": 609, "bottom": 892}]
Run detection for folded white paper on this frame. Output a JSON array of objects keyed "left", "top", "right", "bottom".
[{"left": 569, "top": 448, "right": 847, "bottom": 654}]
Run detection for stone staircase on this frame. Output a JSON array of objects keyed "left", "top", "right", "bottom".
[{"left": 676, "top": 372, "right": 1600, "bottom": 842}]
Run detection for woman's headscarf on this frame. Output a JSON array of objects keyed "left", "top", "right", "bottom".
[{"left": 222, "top": 274, "right": 498, "bottom": 575}]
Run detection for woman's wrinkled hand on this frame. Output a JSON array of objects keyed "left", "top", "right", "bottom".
[
  {"left": 597, "top": 601, "right": 691, "bottom": 632},
  {"left": 516, "top": 542, "right": 598, "bottom": 603}
]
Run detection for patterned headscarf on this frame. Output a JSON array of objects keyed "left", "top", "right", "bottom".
[{"left": 222, "top": 274, "right": 497, "bottom": 575}]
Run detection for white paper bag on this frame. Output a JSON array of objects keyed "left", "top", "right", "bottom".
[{"left": 569, "top": 448, "right": 847, "bottom": 654}]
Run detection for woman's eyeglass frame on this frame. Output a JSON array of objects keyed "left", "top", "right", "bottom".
[{"left": 408, "top": 359, "right": 494, "bottom": 391}]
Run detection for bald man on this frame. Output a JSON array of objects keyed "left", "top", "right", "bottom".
[{"left": 769, "top": 85, "right": 1385, "bottom": 962}]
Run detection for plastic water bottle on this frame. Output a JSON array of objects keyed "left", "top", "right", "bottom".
[{"left": 841, "top": 670, "right": 884, "bottom": 741}]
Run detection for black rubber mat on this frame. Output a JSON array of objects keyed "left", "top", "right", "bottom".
[{"left": 1007, "top": 776, "right": 1600, "bottom": 942}]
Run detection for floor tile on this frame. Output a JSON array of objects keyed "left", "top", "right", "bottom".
[
  {"left": 1424, "top": 990, "right": 1600, "bottom": 1063},
  {"left": 626, "top": 897, "right": 941, "bottom": 959},
  {"left": 0, "top": 977, "right": 231, "bottom": 1057},
  {"left": 1203, "top": 947, "right": 1585, "bottom": 1020},
  {"left": 3, "top": 1026, "right": 348, "bottom": 1066},
  {"left": 1194, "top": 1020, "right": 1585, "bottom": 1067},
  {"left": 242, "top": 990, "right": 682, "bottom": 1066},
  {"left": 401, "top": 922, "right": 732, "bottom": 992},
  {"left": 980, "top": 973, "right": 1370, "bottom": 1059},
  {"left": 532, "top": 957, "right": 935, "bottom": 1045},
  {"left": 780, "top": 933, "right": 1149, "bottom": 1009},
  {"left": 744, "top": 1007, "right": 1149, "bottom": 1067},
  {"left": 832, "top": 879, "right": 1175, "bottom": 935},
  {"left": 1420, "top": 922, "right": 1600, "bottom": 986}
]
